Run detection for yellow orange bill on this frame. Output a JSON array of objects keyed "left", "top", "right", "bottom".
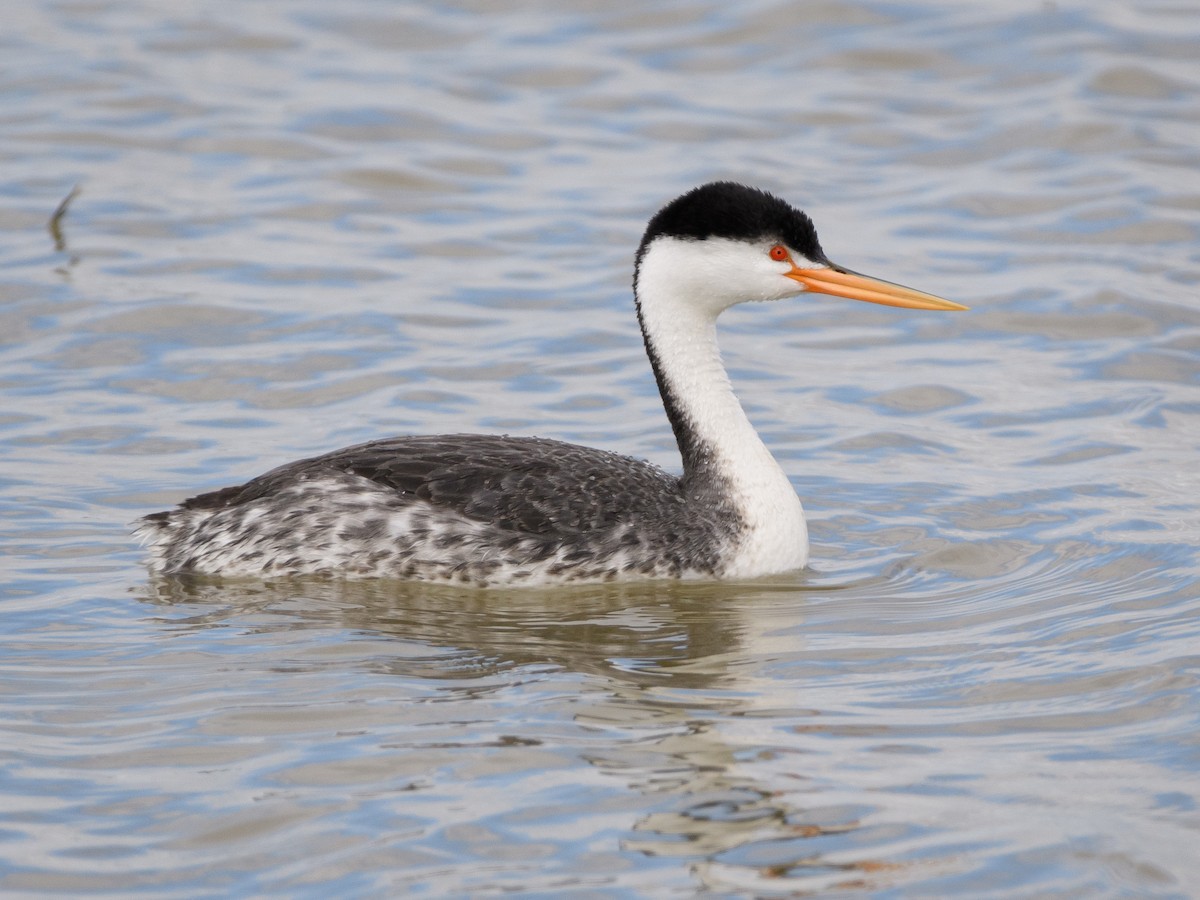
[{"left": 786, "top": 264, "right": 968, "bottom": 311}]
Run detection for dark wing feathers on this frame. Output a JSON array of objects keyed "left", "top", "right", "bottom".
[{"left": 174, "top": 434, "right": 683, "bottom": 537}]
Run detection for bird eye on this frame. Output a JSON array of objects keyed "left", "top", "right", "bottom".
[{"left": 769, "top": 245, "right": 789, "bottom": 262}]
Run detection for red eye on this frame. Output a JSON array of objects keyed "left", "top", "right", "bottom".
[{"left": 769, "top": 245, "right": 789, "bottom": 262}]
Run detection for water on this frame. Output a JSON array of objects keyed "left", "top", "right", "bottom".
[{"left": 2, "top": 0, "right": 1199, "bottom": 894}]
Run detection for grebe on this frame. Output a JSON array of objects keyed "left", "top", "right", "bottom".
[{"left": 139, "top": 182, "right": 965, "bottom": 585}]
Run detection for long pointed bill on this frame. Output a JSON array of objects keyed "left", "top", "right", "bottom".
[{"left": 786, "top": 263, "right": 968, "bottom": 311}]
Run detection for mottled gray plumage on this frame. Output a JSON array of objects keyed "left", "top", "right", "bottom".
[{"left": 139, "top": 434, "right": 740, "bottom": 585}]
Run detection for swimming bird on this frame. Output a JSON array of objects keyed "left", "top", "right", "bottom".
[{"left": 138, "top": 182, "right": 965, "bottom": 586}]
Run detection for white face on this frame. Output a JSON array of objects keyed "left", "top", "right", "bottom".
[{"left": 638, "top": 235, "right": 826, "bottom": 317}]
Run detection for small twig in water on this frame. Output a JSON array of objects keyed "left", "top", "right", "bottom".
[{"left": 48, "top": 184, "right": 81, "bottom": 252}]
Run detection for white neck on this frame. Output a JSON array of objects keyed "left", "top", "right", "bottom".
[{"left": 636, "top": 238, "right": 809, "bottom": 575}]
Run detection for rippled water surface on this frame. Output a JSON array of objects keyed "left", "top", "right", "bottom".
[{"left": 3, "top": 0, "right": 1199, "bottom": 895}]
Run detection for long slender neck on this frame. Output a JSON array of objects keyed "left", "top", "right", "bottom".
[
  {"left": 632, "top": 236, "right": 809, "bottom": 574},
  {"left": 634, "top": 249, "right": 783, "bottom": 492},
  {"left": 638, "top": 297, "right": 752, "bottom": 482}
]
